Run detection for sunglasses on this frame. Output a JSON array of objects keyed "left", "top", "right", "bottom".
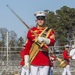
[
  {"left": 37, "top": 16, "right": 45, "bottom": 20},
  {"left": 37, "top": 18, "right": 45, "bottom": 20}
]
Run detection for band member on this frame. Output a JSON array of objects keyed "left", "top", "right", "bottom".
[
  {"left": 20, "top": 40, "right": 31, "bottom": 75},
  {"left": 62, "top": 45, "right": 72, "bottom": 75},
  {"left": 24, "top": 11, "right": 56, "bottom": 75},
  {"left": 49, "top": 53, "right": 56, "bottom": 75}
]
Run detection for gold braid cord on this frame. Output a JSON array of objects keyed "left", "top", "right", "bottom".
[{"left": 30, "top": 28, "right": 52, "bottom": 64}]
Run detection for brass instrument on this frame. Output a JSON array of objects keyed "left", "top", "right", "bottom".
[
  {"left": 56, "top": 57, "right": 66, "bottom": 68},
  {"left": 30, "top": 27, "right": 51, "bottom": 63},
  {"left": 70, "top": 47, "right": 75, "bottom": 60},
  {"left": 49, "top": 47, "right": 67, "bottom": 68}
]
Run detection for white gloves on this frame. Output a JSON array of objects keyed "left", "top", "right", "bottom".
[
  {"left": 37, "top": 37, "right": 44, "bottom": 43},
  {"left": 24, "top": 55, "right": 30, "bottom": 68},
  {"left": 50, "top": 57, "right": 54, "bottom": 60},
  {"left": 43, "top": 38, "right": 50, "bottom": 44},
  {"left": 37, "top": 37, "right": 50, "bottom": 44}
]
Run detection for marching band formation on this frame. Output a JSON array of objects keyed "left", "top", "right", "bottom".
[{"left": 19, "top": 11, "right": 75, "bottom": 75}]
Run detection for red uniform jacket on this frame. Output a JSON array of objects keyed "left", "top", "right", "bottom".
[
  {"left": 25, "top": 26, "right": 56, "bottom": 66},
  {"left": 20, "top": 39, "right": 31, "bottom": 66},
  {"left": 62, "top": 50, "right": 71, "bottom": 65},
  {"left": 20, "top": 48, "right": 25, "bottom": 66}
]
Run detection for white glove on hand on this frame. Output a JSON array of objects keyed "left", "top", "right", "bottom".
[
  {"left": 50, "top": 57, "right": 54, "bottom": 60},
  {"left": 24, "top": 63, "right": 30, "bottom": 68},
  {"left": 43, "top": 38, "right": 50, "bottom": 44},
  {"left": 37, "top": 37, "right": 44, "bottom": 43},
  {"left": 24, "top": 55, "right": 30, "bottom": 68}
]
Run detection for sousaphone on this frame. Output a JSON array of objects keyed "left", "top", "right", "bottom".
[{"left": 70, "top": 48, "right": 75, "bottom": 59}]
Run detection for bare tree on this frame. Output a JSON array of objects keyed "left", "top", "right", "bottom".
[
  {"left": 0, "top": 28, "right": 8, "bottom": 47},
  {"left": 9, "top": 30, "right": 18, "bottom": 54}
]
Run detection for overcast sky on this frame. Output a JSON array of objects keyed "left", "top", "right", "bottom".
[{"left": 0, "top": 0, "right": 75, "bottom": 38}]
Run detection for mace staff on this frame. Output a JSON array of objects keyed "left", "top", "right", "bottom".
[{"left": 6, "top": 4, "right": 38, "bottom": 37}]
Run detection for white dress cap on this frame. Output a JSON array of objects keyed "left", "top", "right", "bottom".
[{"left": 34, "top": 11, "right": 48, "bottom": 17}]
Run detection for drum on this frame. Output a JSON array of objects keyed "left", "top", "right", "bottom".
[{"left": 70, "top": 49, "right": 75, "bottom": 59}]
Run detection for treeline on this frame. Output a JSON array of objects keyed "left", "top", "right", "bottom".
[
  {"left": 0, "top": 27, "right": 25, "bottom": 52},
  {"left": 45, "top": 6, "right": 75, "bottom": 46}
]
